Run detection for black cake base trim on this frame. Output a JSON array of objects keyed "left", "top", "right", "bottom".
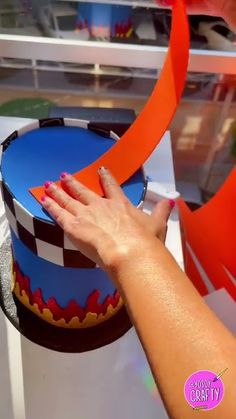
[{"left": 0, "top": 238, "right": 132, "bottom": 353}]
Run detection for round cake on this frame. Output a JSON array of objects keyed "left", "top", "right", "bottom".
[{"left": 1, "top": 118, "right": 146, "bottom": 329}]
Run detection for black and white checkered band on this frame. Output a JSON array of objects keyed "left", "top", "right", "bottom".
[
  {"left": 1, "top": 118, "right": 119, "bottom": 152},
  {"left": 1, "top": 181, "right": 96, "bottom": 268},
  {"left": 1, "top": 118, "right": 119, "bottom": 267}
]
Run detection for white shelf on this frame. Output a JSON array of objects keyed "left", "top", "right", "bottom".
[
  {"left": 56, "top": 0, "right": 162, "bottom": 8},
  {"left": 1, "top": 34, "right": 236, "bottom": 75}
]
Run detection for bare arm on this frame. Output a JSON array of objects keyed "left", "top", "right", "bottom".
[
  {"left": 42, "top": 170, "right": 236, "bottom": 419},
  {"left": 110, "top": 240, "right": 236, "bottom": 419}
]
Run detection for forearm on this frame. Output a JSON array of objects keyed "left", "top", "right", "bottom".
[
  {"left": 42, "top": 163, "right": 236, "bottom": 417},
  {"left": 109, "top": 239, "right": 236, "bottom": 418}
]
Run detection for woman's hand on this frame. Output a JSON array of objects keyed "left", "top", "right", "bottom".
[
  {"left": 157, "top": 1, "right": 236, "bottom": 31},
  {"left": 41, "top": 169, "right": 174, "bottom": 273}
]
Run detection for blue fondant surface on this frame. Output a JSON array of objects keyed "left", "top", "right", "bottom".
[
  {"left": 2, "top": 126, "right": 145, "bottom": 222},
  {"left": 11, "top": 230, "right": 116, "bottom": 308}
]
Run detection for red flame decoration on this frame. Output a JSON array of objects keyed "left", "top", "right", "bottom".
[
  {"left": 13, "top": 261, "right": 120, "bottom": 323},
  {"left": 115, "top": 18, "right": 132, "bottom": 37}
]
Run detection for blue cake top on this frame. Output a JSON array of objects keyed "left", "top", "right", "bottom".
[{"left": 1, "top": 125, "right": 145, "bottom": 222}]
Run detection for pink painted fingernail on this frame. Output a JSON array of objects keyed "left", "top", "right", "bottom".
[
  {"left": 44, "top": 181, "right": 53, "bottom": 189},
  {"left": 60, "top": 172, "right": 70, "bottom": 179},
  {"left": 169, "top": 199, "right": 175, "bottom": 209},
  {"left": 41, "top": 195, "right": 47, "bottom": 203}
]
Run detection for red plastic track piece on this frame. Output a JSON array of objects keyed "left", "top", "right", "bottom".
[{"left": 30, "top": 0, "right": 189, "bottom": 201}]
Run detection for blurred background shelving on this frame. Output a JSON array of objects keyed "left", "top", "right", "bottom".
[{"left": 0, "top": 0, "right": 236, "bottom": 202}]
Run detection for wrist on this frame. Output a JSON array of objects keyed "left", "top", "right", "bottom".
[{"left": 104, "top": 236, "right": 165, "bottom": 283}]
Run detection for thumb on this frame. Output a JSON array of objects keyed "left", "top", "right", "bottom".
[{"left": 150, "top": 199, "right": 175, "bottom": 242}]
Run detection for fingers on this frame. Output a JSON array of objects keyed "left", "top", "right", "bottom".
[
  {"left": 41, "top": 195, "right": 74, "bottom": 230},
  {"left": 151, "top": 199, "right": 175, "bottom": 222},
  {"left": 47, "top": 169, "right": 128, "bottom": 206},
  {"left": 98, "top": 167, "right": 129, "bottom": 202},
  {"left": 44, "top": 181, "right": 82, "bottom": 216},
  {"left": 60, "top": 172, "right": 99, "bottom": 205}
]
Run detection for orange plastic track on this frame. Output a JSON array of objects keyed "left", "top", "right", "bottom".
[
  {"left": 30, "top": 0, "right": 189, "bottom": 201},
  {"left": 178, "top": 168, "right": 236, "bottom": 301}
]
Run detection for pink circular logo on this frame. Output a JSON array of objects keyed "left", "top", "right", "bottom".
[{"left": 184, "top": 370, "right": 225, "bottom": 411}]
